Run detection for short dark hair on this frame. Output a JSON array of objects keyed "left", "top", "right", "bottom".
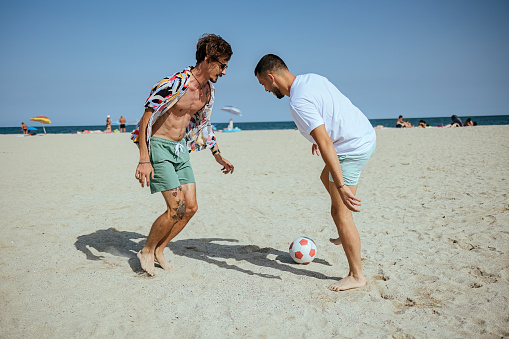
[
  {"left": 196, "top": 34, "right": 232, "bottom": 64},
  {"left": 254, "top": 54, "right": 288, "bottom": 76}
]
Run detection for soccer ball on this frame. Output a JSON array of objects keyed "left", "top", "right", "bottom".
[{"left": 289, "top": 237, "right": 317, "bottom": 264}]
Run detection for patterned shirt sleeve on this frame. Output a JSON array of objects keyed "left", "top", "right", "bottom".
[{"left": 144, "top": 73, "right": 186, "bottom": 112}]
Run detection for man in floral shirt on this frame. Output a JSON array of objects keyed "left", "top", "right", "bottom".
[{"left": 134, "top": 34, "right": 234, "bottom": 276}]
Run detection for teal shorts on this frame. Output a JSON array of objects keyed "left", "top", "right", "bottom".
[
  {"left": 149, "top": 137, "right": 195, "bottom": 194},
  {"left": 329, "top": 141, "right": 376, "bottom": 186}
]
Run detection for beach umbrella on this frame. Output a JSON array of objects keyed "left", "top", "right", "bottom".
[
  {"left": 27, "top": 126, "right": 37, "bottom": 131},
  {"left": 30, "top": 116, "right": 51, "bottom": 134},
  {"left": 220, "top": 105, "right": 242, "bottom": 116},
  {"left": 451, "top": 115, "right": 463, "bottom": 126}
]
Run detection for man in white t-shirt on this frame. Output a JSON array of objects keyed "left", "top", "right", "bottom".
[{"left": 255, "top": 54, "right": 376, "bottom": 292}]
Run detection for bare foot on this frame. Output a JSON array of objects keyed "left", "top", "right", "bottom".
[
  {"left": 329, "top": 275, "right": 367, "bottom": 292},
  {"left": 329, "top": 237, "right": 342, "bottom": 245},
  {"left": 137, "top": 250, "right": 155, "bottom": 276},
  {"left": 154, "top": 250, "right": 175, "bottom": 271}
]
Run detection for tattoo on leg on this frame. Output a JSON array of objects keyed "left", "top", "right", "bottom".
[
  {"left": 176, "top": 199, "right": 186, "bottom": 220},
  {"left": 172, "top": 186, "right": 182, "bottom": 197},
  {"left": 171, "top": 199, "right": 187, "bottom": 221},
  {"left": 169, "top": 186, "right": 186, "bottom": 221}
]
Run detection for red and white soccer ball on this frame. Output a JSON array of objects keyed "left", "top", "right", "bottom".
[{"left": 289, "top": 237, "right": 317, "bottom": 264}]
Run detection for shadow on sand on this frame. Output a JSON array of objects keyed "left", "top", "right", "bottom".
[{"left": 75, "top": 228, "right": 338, "bottom": 280}]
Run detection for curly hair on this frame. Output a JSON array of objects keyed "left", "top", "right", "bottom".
[
  {"left": 196, "top": 34, "right": 233, "bottom": 64},
  {"left": 254, "top": 54, "right": 288, "bottom": 76}
]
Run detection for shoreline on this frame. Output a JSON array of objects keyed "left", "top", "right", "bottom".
[
  {"left": 2, "top": 114, "right": 509, "bottom": 134},
  {"left": 2, "top": 123, "right": 508, "bottom": 136}
]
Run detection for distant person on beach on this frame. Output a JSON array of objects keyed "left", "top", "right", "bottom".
[
  {"left": 445, "top": 122, "right": 460, "bottom": 128},
  {"left": 396, "top": 115, "right": 412, "bottom": 128},
  {"left": 106, "top": 115, "right": 112, "bottom": 132},
  {"left": 418, "top": 120, "right": 427, "bottom": 128},
  {"left": 255, "top": 54, "right": 376, "bottom": 292},
  {"left": 463, "top": 118, "right": 475, "bottom": 127},
  {"left": 396, "top": 115, "right": 405, "bottom": 128},
  {"left": 133, "top": 34, "right": 234, "bottom": 276},
  {"left": 21, "top": 122, "right": 27, "bottom": 135},
  {"left": 223, "top": 118, "right": 234, "bottom": 131},
  {"left": 119, "top": 116, "right": 126, "bottom": 133}
]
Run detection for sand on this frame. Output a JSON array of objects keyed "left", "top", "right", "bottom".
[{"left": 1, "top": 126, "right": 508, "bottom": 338}]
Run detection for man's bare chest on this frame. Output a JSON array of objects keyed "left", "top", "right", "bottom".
[{"left": 172, "top": 85, "right": 210, "bottom": 117}]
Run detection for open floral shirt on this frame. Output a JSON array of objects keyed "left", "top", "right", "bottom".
[{"left": 131, "top": 67, "right": 216, "bottom": 153}]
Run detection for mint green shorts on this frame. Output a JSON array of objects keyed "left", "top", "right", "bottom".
[
  {"left": 149, "top": 137, "right": 195, "bottom": 194},
  {"left": 329, "top": 141, "right": 376, "bottom": 186}
]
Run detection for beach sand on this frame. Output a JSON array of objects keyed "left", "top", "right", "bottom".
[{"left": 1, "top": 126, "right": 508, "bottom": 338}]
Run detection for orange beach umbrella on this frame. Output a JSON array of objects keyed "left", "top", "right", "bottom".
[{"left": 30, "top": 116, "right": 51, "bottom": 134}]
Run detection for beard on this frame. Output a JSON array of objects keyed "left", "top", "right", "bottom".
[
  {"left": 272, "top": 85, "right": 284, "bottom": 99},
  {"left": 209, "top": 73, "right": 222, "bottom": 83}
]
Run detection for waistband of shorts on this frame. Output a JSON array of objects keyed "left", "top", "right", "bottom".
[
  {"left": 150, "top": 136, "right": 185, "bottom": 145},
  {"left": 339, "top": 140, "right": 376, "bottom": 159}
]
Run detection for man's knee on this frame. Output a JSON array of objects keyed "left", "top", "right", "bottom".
[
  {"left": 331, "top": 205, "right": 353, "bottom": 223},
  {"left": 331, "top": 204, "right": 340, "bottom": 217},
  {"left": 320, "top": 168, "right": 330, "bottom": 190},
  {"left": 187, "top": 203, "right": 198, "bottom": 217}
]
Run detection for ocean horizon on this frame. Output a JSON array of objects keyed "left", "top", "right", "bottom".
[{"left": 3, "top": 115, "right": 509, "bottom": 135}]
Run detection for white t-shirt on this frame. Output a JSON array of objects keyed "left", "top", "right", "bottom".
[{"left": 290, "top": 73, "right": 376, "bottom": 155}]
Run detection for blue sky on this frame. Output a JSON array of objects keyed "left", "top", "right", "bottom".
[{"left": 1, "top": 0, "right": 508, "bottom": 126}]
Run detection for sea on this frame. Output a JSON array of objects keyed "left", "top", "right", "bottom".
[{"left": 2, "top": 115, "right": 508, "bottom": 135}]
